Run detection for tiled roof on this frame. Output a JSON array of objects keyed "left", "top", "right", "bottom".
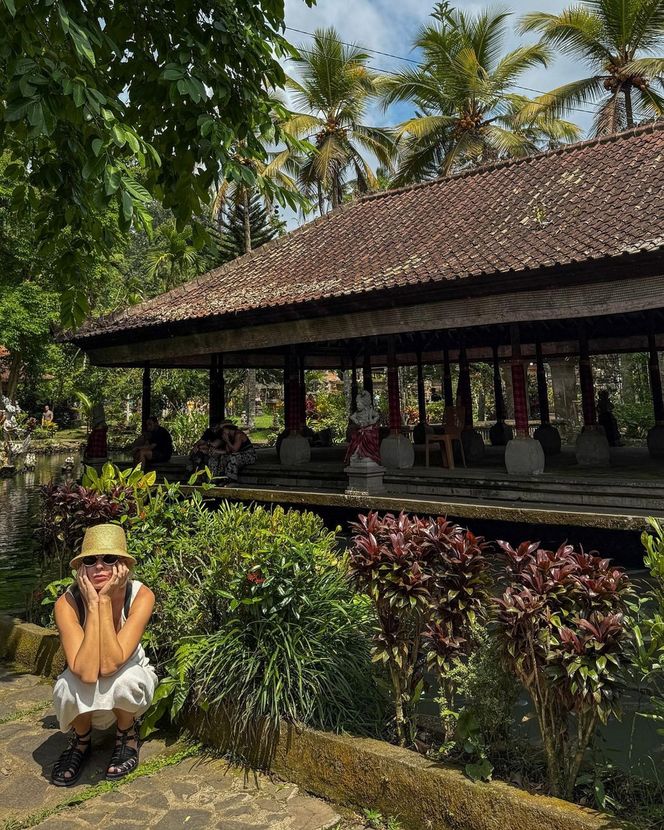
[{"left": 74, "top": 122, "right": 664, "bottom": 342}]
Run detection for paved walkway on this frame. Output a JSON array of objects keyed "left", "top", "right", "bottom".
[{"left": 0, "top": 666, "right": 348, "bottom": 830}]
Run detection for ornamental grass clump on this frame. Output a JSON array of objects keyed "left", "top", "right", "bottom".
[
  {"left": 140, "top": 500, "right": 382, "bottom": 767},
  {"left": 348, "top": 511, "right": 490, "bottom": 746},
  {"left": 492, "top": 540, "right": 634, "bottom": 801}
]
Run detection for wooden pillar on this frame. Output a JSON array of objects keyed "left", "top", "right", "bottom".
[
  {"left": 535, "top": 341, "right": 550, "bottom": 425},
  {"left": 282, "top": 359, "right": 290, "bottom": 431},
  {"left": 578, "top": 327, "right": 597, "bottom": 427},
  {"left": 299, "top": 356, "right": 307, "bottom": 428},
  {"left": 209, "top": 354, "right": 225, "bottom": 427},
  {"left": 648, "top": 333, "right": 664, "bottom": 425},
  {"left": 141, "top": 364, "right": 151, "bottom": 426},
  {"left": 386, "top": 342, "right": 402, "bottom": 432},
  {"left": 456, "top": 346, "right": 473, "bottom": 428},
  {"left": 351, "top": 353, "right": 359, "bottom": 412},
  {"left": 492, "top": 345, "right": 506, "bottom": 422},
  {"left": 416, "top": 348, "right": 426, "bottom": 424},
  {"left": 442, "top": 345, "right": 454, "bottom": 407},
  {"left": 285, "top": 351, "right": 301, "bottom": 433},
  {"left": 510, "top": 326, "right": 529, "bottom": 438},
  {"left": 362, "top": 351, "right": 373, "bottom": 399}
]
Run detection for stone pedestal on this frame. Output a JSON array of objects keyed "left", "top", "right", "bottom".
[
  {"left": 279, "top": 432, "right": 311, "bottom": 466},
  {"left": 461, "top": 429, "right": 485, "bottom": 463},
  {"left": 345, "top": 457, "right": 386, "bottom": 494},
  {"left": 505, "top": 436, "right": 545, "bottom": 475},
  {"left": 380, "top": 433, "right": 415, "bottom": 469},
  {"left": 575, "top": 425, "right": 609, "bottom": 467},
  {"left": 647, "top": 424, "right": 664, "bottom": 459},
  {"left": 489, "top": 421, "right": 513, "bottom": 447},
  {"left": 533, "top": 423, "right": 561, "bottom": 456}
]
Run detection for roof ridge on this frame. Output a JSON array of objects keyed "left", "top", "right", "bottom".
[{"left": 360, "top": 119, "right": 664, "bottom": 204}]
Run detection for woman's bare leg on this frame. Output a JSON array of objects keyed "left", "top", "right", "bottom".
[
  {"left": 108, "top": 708, "right": 138, "bottom": 775},
  {"left": 59, "top": 713, "right": 92, "bottom": 780}
]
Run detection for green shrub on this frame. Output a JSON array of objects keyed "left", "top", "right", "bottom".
[
  {"left": 165, "top": 411, "right": 209, "bottom": 454},
  {"left": 138, "top": 499, "right": 384, "bottom": 763},
  {"left": 635, "top": 518, "right": 664, "bottom": 733}
]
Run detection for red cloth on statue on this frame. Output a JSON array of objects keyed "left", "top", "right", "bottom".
[
  {"left": 84, "top": 426, "right": 108, "bottom": 460},
  {"left": 344, "top": 424, "right": 381, "bottom": 465}
]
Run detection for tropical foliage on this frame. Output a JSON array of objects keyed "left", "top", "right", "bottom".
[
  {"left": 0, "top": 0, "right": 314, "bottom": 325},
  {"left": 348, "top": 511, "right": 490, "bottom": 746},
  {"left": 493, "top": 539, "right": 634, "bottom": 800},
  {"left": 286, "top": 27, "right": 396, "bottom": 211},
  {"left": 383, "top": 3, "right": 580, "bottom": 182},
  {"left": 520, "top": 0, "right": 664, "bottom": 135}
]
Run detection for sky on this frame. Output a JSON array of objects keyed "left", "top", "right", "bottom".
[{"left": 283, "top": 0, "right": 595, "bottom": 134}]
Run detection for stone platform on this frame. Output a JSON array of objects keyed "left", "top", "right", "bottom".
[{"left": 0, "top": 666, "right": 346, "bottom": 830}]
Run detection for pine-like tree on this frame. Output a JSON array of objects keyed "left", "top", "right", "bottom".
[{"left": 220, "top": 193, "right": 285, "bottom": 259}]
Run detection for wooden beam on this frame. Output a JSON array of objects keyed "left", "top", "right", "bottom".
[{"left": 84, "top": 273, "right": 664, "bottom": 367}]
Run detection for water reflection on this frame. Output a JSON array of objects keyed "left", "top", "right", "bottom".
[{"left": 0, "top": 453, "right": 82, "bottom": 613}]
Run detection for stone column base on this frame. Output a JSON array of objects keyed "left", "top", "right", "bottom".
[
  {"left": 345, "top": 458, "right": 386, "bottom": 494},
  {"left": 489, "top": 421, "right": 513, "bottom": 446},
  {"left": 505, "top": 436, "right": 545, "bottom": 475},
  {"left": 533, "top": 423, "right": 562, "bottom": 456},
  {"left": 279, "top": 432, "right": 311, "bottom": 466},
  {"left": 647, "top": 424, "right": 664, "bottom": 458},
  {"left": 575, "top": 426, "right": 610, "bottom": 467},
  {"left": 380, "top": 433, "right": 415, "bottom": 469},
  {"left": 462, "top": 429, "right": 485, "bottom": 464}
]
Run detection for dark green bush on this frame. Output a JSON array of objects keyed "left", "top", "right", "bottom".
[{"left": 137, "top": 497, "right": 384, "bottom": 763}]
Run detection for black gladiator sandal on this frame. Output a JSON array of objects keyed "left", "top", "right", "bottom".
[
  {"left": 51, "top": 727, "right": 92, "bottom": 787},
  {"left": 105, "top": 721, "right": 141, "bottom": 780}
]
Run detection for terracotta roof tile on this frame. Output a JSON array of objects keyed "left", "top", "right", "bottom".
[{"left": 74, "top": 122, "right": 664, "bottom": 342}]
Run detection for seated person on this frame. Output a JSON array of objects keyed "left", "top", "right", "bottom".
[
  {"left": 51, "top": 524, "right": 157, "bottom": 786},
  {"left": 133, "top": 416, "right": 173, "bottom": 469},
  {"left": 84, "top": 417, "right": 108, "bottom": 461},
  {"left": 209, "top": 423, "right": 256, "bottom": 483},
  {"left": 188, "top": 421, "right": 226, "bottom": 470}
]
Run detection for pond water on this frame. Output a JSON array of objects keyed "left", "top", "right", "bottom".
[{"left": 0, "top": 452, "right": 82, "bottom": 614}]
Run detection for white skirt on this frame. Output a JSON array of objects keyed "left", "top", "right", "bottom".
[{"left": 53, "top": 651, "right": 158, "bottom": 731}]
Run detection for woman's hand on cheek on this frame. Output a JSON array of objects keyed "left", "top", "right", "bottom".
[
  {"left": 77, "top": 565, "right": 99, "bottom": 608},
  {"left": 98, "top": 562, "right": 129, "bottom": 598}
]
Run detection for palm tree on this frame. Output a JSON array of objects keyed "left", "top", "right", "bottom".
[
  {"left": 285, "top": 27, "right": 396, "bottom": 212},
  {"left": 520, "top": 0, "right": 664, "bottom": 134},
  {"left": 383, "top": 4, "right": 580, "bottom": 183},
  {"left": 211, "top": 141, "right": 304, "bottom": 255},
  {"left": 145, "top": 221, "right": 202, "bottom": 290}
]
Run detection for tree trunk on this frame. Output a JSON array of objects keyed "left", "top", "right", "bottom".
[
  {"left": 624, "top": 85, "right": 634, "bottom": 130},
  {"left": 550, "top": 359, "right": 578, "bottom": 425},
  {"left": 6, "top": 352, "right": 22, "bottom": 400},
  {"left": 242, "top": 189, "right": 252, "bottom": 255},
  {"left": 317, "top": 182, "right": 325, "bottom": 216}
]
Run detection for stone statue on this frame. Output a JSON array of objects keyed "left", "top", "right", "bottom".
[{"left": 345, "top": 389, "right": 381, "bottom": 465}]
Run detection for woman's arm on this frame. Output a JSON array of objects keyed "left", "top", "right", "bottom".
[
  {"left": 54, "top": 570, "right": 101, "bottom": 684},
  {"left": 98, "top": 566, "right": 155, "bottom": 677},
  {"left": 227, "top": 432, "right": 245, "bottom": 452}
]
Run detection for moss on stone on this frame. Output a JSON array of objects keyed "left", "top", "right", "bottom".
[{"left": 0, "top": 616, "right": 64, "bottom": 678}]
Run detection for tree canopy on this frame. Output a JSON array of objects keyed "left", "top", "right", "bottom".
[{"left": 0, "top": 0, "right": 313, "bottom": 325}]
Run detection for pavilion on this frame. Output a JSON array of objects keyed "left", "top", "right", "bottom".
[{"left": 68, "top": 122, "right": 664, "bottom": 530}]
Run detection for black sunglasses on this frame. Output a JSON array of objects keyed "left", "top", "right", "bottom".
[{"left": 81, "top": 555, "right": 119, "bottom": 567}]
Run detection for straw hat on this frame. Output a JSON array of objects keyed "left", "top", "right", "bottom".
[{"left": 70, "top": 524, "right": 136, "bottom": 569}]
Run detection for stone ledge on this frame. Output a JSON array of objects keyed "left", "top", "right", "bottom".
[
  {"left": 0, "top": 616, "right": 64, "bottom": 678},
  {"left": 193, "top": 717, "right": 632, "bottom": 830}
]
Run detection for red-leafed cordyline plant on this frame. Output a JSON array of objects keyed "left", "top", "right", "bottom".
[
  {"left": 492, "top": 541, "right": 634, "bottom": 801},
  {"left": 348, "top": 511, "right": 490, "bottom": 746}
]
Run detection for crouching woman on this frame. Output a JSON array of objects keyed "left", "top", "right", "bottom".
[{"left": 51, "top": 524, "right": 157, "bottom": 786}]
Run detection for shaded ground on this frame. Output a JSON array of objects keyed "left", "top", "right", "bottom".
[{"left": 0, "top": 666, "right": 352, "bottom": 830}]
